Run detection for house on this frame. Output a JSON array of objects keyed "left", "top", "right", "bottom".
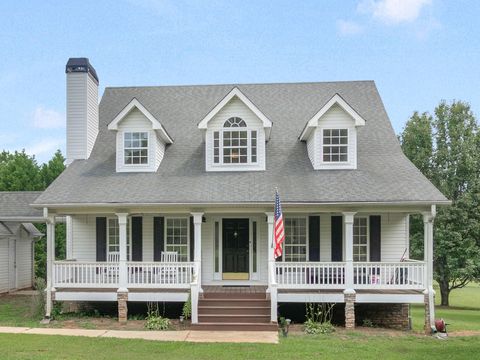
[
  {"left": 34, "top": 58, "right": 449, "bottom": 331},
  {"left": 0, "top": 192, "right": 44, "bottom": 293}
]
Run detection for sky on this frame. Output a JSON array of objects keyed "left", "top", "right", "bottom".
[{"left": 0, "top": 0, "right": 479, "bottom": 163}]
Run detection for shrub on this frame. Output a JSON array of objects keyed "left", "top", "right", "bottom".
[
  {"left": 182, "top": 294, "right": 191, "bottom": 320},
  {"left": 363, "top": 318, "right": 375, "bottom": 328},
  {"left": 145, "top": 302, "right": 171, "bottom": 330},
  {"left": 32, "top": 277, "right": 46, "bottom": 319},
  {"left": 304, "top": 303, "right": 335, "bottom": 335}
]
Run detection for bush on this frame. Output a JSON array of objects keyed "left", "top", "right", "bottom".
[
  {"left": 32, "top": 277, "right": 46, "bottom": 319},
  {"left": 145, "top": 302, "right": 171, "bottom": 330},
  {"left": 363, "top": 318, "right": 375, "bottom": 328},
  {"left": 182, "top": 294, "right": 191, "bottom": 320},
  {"left": 303, "top": 303, "right": 335, "bottom": 335}
]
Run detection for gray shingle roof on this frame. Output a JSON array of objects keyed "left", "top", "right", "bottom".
[
  {"left": 0, "top": 192, "right": 43, "bottom": 218},
  {"left": 34, "top": 81, "right": 448, "bottom": 206}
]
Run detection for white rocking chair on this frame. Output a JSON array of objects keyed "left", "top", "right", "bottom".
[{"left": 160, "top": 251, "right": 178, "bottom": 284}]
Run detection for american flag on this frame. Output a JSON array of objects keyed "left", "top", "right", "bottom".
[{"left": 273, "top": 189, "right": 285, "bottom": 259}]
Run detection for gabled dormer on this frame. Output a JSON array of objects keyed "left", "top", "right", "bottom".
[
  {"left": 198, "top": 88, "right": 272, "bottom": 172},
  {"left": 300, "top": 94, "right": 366, "bottom": 170},
  {"left": 108, "top": 98, "right": 173, "bottom": 172}
]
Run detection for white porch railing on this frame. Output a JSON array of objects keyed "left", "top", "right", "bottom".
[
  {"left": 53, "top": 261, "right": 196, "bottom": 289},
  {"left": 275, "top": 262, "right": 346, "bottom": 288},
  {"left": 274, "top": 260, "right": 425, "bottom": 290},
  {"left": 353, "top": 261, "right": 425, "bottom": 289},
  {"left": 127, "top": 262, "right": 195, "bottom": 288},
  {"left": 53, "top": 261, "right": 119, "bottom": 288}
]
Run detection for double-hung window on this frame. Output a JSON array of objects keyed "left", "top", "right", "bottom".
[
  {"left": 107, "top": 218, "right": 131, "bottom": 261},
  {"left": 353, "top": 217, "right": 368, "bottom": 262},
  {"left": 124, "top": 132, "right": 149, "bottom": 165},
  {"left": 165, "top": 218, "right": 189, "bottom": 262},
  {"left": 213, "top": 117, "right": 257, "bottom": 165},
  {"left": 323, "top": 129, "right": 348, "bottom": 162},
  {"left": 283, "top": 217, "right": 307, "bottom": 262}
]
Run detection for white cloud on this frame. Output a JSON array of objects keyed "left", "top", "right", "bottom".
[
  {"left": 358, "top": 0, "right": 432, "bottom": 25},
  {"left": 32, "top": 106, "right": 64, "bottom": 129},
  {"left": 337, "top": 20, "right": 364, "bottom": 36},
  {"left": 25, "top": 138, "right": 65, "bottom": 161}
]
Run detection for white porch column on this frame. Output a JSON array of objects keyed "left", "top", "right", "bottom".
[
  {"left": 116, "top": 213, "right": 129, "bottom": 293},
  {"left": 343, "top": 212, "right": 356, "bottom": 291},
  {"left": 45, "top": 214, "right": 56, "bottom": 319},
  {"left": 265, "top": 212, "right": 275, "bottom": 291},
  {"left": 65, "top": 216, "right": 73, "bottom": 259},
  {"left": 423, "top": 210, "right": 436, "bottom": 331},
  {"left": 190, "top": 212, "right": 203, "bottom": 325}
]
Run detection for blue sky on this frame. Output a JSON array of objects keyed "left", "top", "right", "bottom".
[{"left": 1, "top": 0, "right": 478, "bottom": 163}]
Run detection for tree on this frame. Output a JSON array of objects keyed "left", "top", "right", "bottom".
[
  {"left": 400, "top": 101, "right": 480, "bottom": 306},
  {"left": 0, "top": 149, "right": 66, "bottom": 279}
]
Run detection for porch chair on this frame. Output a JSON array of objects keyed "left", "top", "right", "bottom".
[{"left": 159, "top": 251, "right": 178, "bottom": 284}]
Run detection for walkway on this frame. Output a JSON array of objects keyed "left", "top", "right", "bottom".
[{"left": 0, "top": 326, "right": 278, "bottom": 344}]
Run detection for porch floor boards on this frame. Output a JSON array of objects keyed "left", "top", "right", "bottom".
[{"left": 202, "top": 286, "right": 267, "bottom": 294}]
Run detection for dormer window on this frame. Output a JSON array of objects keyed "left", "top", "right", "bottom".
[
  {"left": 213, "top": 118, "right": 257, "bottom": 165},
  {"left": 124, "top": 132, "right": 149, "bottom": 165},
  {"left": 322, "top": 129, "right": 348, "bottom": 162}
]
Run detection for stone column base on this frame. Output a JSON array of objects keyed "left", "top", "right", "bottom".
[
  {"left": 117, "top": 292, "right": 128, "bottom": 323},
  {"left": 344, "top": 292, "right": 356, "bottom": 330}
]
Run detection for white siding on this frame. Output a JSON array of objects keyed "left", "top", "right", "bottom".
[
  {"left": 142, "top": 215, "right": 154, "bottom": 262},
  {"left": 71, "top": 215, "right": 97, "bottom": 261},
  {"left": 205, "top": 97, "right": 266, "bottom": 172},
  {"left": 320, "top": 215, "right": 332, "bottom": 261},
  {"left": 0, "top": 239, "right": 8, "bottom": 293},
  {"left": 313, "top": 104, "right": 357, "bottom": 170},
  {"left": 66, "top": 72, "right": 98, "bottom": 165},
  {"left": 381, "top": 213, "right": 409, "bottom": 262},
  {"left": 15, "top": 228, "right": 33, "bottom": 289},
  {"left": 306, "top": 132, "right": 316, "bottom": 168},
  {"left": 115, "top": 108, "right": 167, "bottom": 172}
]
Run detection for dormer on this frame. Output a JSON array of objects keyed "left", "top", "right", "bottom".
[
  {"left": 300, "top": 94, "right": 366, "bottom": 170},
  {"left": 198, "top": 88, "right": 272, "bottom": 172},
  {"left": 108, "top": 98, "right": 173, "bottom": 172}
]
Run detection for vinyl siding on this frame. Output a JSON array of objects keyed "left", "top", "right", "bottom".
[
  {"left": 205, "top": 97, "right": 266, "bottom": 172},
  {"left": 380, "top": 213, "right": 409, "bottom": 262},
  {"left": 0, "top": 239, "right": 8, "bottom": 293},
  {"left": 86, "top": 73, "right": 99, "bottom": 159},
  {"left": 66, "top": 73, "right": 87, "bottom": 163},
  {"left": 15, "top": 228, "right": 33, "bottom": 289},
  {"left": 306, "top": 132, "right": 316, "bottom": 168},
  {"left": 115, "top": 108, "right": 166, "bottom": 172},
  {"left": 313, "top": 104, "right": 357, "bottom": 170}
]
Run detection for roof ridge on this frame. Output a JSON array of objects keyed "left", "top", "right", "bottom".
[{"left": 104, "top": 80, "right": 375, "bottom": 90}]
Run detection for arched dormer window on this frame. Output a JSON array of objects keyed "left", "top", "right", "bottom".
[{"left": 213, "top": 117, "right": 257, "bottom": 164}]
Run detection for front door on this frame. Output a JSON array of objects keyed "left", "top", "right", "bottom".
[{"left": 222, "top": 219, "right": 249, "bottom": 280}]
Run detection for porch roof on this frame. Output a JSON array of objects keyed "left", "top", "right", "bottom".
[{"left": 34, "top": 81, "right": 448, "bottom": 207}]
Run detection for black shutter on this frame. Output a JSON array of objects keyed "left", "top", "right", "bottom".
[
  {"left": 331, "top": 216, "right": 343, "bottom": 261},
  {"left": 308, "top": 216, "right": 320, "bottom": 261},
  {"left": 153, "top": 217, "right": 164, "bottom": 261},
  {"left": 96, "top": 217, "right": 107, "bottom": 262},
  {"left": 131, "top": 216, "right": 143, "bottom": 261},
  {"left": 190, "top": 216, "right": 195, "bottom": 261},
  {"left": 369, "top": 215, "right": 381, "bottom": 261}
]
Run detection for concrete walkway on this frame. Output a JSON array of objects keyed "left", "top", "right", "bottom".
[{"left": 0, "top": 326, "right": 278, "bottom": 344}]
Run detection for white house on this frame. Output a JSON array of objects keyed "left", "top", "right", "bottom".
[
  {"left": 0, "top": 192, "right": 43, "bottom": 293},
  {"left": 34, "top": 58, "right": 449, "bottom": 331}
]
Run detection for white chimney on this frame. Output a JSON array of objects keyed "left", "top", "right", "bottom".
[{"left": 65, "top": 58, "right": 99, "bottom": 165}]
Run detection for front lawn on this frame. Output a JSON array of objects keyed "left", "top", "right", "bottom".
[{"left": 0, "top": 332, "right": 479, "bottom": 360}]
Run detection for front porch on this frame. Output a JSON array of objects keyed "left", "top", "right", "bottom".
[{"left": 44, "top": 206, "right": 436, "bottom": 331}]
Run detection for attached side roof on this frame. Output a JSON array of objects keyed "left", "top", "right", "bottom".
[
  {"left": 0, "top": 221, "right": 43, "bottom": 238},
  {"left": 0, "top": 192, "right": 43, "bottom": 220},
  {"left": 34, "top": 81, "right": 449, "bottom": 206},
  {"left": 107, "top": 98, "right": 173, "bottom": 143}
]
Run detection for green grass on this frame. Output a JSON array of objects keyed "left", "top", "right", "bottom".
[
  {"left": 0, "top": 285, "right": 479, "bottom": 359},
  {"left": 411, "top": 282, "right": 480, "bottom": 332},
  {"left": 0, "top": 333, "right": 478, "bottom": 360}
]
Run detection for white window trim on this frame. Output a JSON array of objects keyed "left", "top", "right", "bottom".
[
  {"left": 106, "top": 217, "right": 132, "bottom": 261},
  {"left": 321, "top": 128, "right": 349, "bottom": 164},
  {"left": 164, "top": 217, "right": 190, "bottom": 262},
  {"left": 353, "top": 216, "right": 369, "bottom": 262},
  {"left": 282, "top": 216, "right": 309, "bottom": 262},
  {"left": 213, "top": 128, "right": 258, "bottom": 166},
  {"left": 122, "top": 130, "right": 151, "bottom": 167}
]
